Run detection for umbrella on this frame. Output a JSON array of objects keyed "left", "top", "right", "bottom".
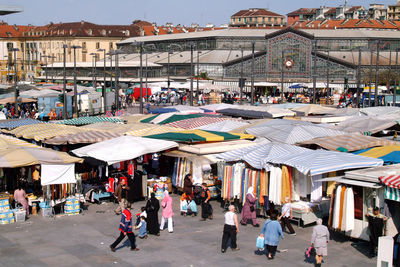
[
  {"left": 247, "top": 120, "right": 346, "bottom": 144},
  {"left": 146, "top": 129, "right": 254, "bottom": 143},
  {"left": 72, "top": 136, "right": 178, "bottom": 165},
  {"left": 354, "top": 145, "right": 400, "bottom": 164},
  {"left": 299, "top": 134, "right": 399, "bottom": 152},
  {"left": 269, "top": 149, "right": 383, "bottom": 176}
]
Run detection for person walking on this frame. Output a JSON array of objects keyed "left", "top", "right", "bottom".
[
  {"left": 145, "top": 192, "right": 160, "bottom": 236},
  {"left": 221, "top": 205, "right": 240, "bottom": 253},
  {"left": 366, "top": 207, "right": 387, "bottom": 257},
  {"left": 200, "top": 183, "right": 213, "bottom": 221},
  {"left": 160, "top": 191, "right": 174, "bottom": 233},
  {"left": 279, "top": 197, "right": 296, "bottom": 235},
  {"left": 110, "top": 203, "right": 139, "bottom": 252},
  {"left": 311, "top": 218, "right": 330, "bottom": 267},
  {"left": 240, "top": 187, "right": 259, "bottom": 227},
  {"left": 259, "top": 210, "right": 284, "bottom": 260}
]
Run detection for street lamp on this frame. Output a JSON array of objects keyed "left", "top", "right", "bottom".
[
  {"left": 40, "top": 55, "right": 49, "bottom": 82},
  {"left": 108, "top": 49, "right": 123, "bottom": 109},
  {"left": 196, "top": 50, "right": 202, "bottom": 102},
  {"left": 90, "top": 53, "right": 98, "bottom": 89},
  {"left": 98, "top": 49, "right": 107, "bottom": 114},
  {"left": 132, "top": 41, "right": 144, "bottom": 114},
  {"left": 62, "top": 44, "right": 68, "bottom": 119},
  {"left": 71, "top": 45, "right": 81, "bottom": 117},
  {"left": 11, "top": 48, "right": 19, "bottom": 115}
]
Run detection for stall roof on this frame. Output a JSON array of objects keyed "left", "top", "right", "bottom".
[
  {"left": 300, "top": 134, "right": 399, "bottom": 152},
  {"left": 353, "top": 145, "right": 400, "bottom": 164},
  {"left": 163, "top": 150, "right": 218, "bottom": 164},
  {"left": 0, "top": 135, "right": 83, "bottom": 167},
  {"left": 0, "top": 119, "right": 44, "bottom": 130},
  {"left": 54, "top": 116, "right": 124, "bottom": 126},
  {"left": 315, "top": 176, "right": 382, "bottom": 189},
  {"left": 335, "top": 116, "right": 399, "bottom": 134},
  {"left": 197, "top": 120, "right": 249, "bottom": 132},
  {"left": 71, "top": 136, "right": 178, "bottom": 165},
  {"left": 125, "top": 125, "right": 185, "bottom": 136},
  {"left": 291, "top": 104, "right": 337, "bottom": 116},
  {"left": 345, "top": 164, "right": 400, "bottom": 183},
  {"left": 246, "top": 119, "right": 346, "bottom": 144},
  {"left": 179, "top": 139, "right": 255, "bottom": 155},
  {"left": 165, "top": 117, "right": 242, "bottom": 130},
  {"left": 146, "top": 129, "right": 254, "bottom": 143},
  {"left": 45, "top": 130, "right": 123, "bottom": 145}
]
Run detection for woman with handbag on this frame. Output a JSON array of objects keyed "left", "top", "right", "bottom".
[
  {"left": 145, "top": 192, "right": 160, "bottom": 236},
  {"left": 311, "top": 218, "right": 330, "bottom": 267},
  {"left": 240, "top": 187, "right": 259, "bottom": 227}
]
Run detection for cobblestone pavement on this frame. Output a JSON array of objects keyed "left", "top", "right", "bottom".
[{"left": 0, "top": 195, "right": 376, "bottom": 267}]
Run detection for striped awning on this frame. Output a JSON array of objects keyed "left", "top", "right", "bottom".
[
  {"left": 197, "top": 120, "right": 249, "bottom": 132},
  {"left": 300, "top": 134, "right": 399, "bottom": 152},
  {"left": 165, "top": 117, "right": 233, "bottom": 130},
  {"left": 55, "top": 116, "right": 123, "bottom": 126},
  {"left": 385, "top": 186, "right": 400, "bottom": 202},
  {"left": 247, "top": 119, "right": 347, "bottom": 144},
  {"left": 141, "top": 113, "right": 217, "bottom": 125},
  {"left": 45, "top": 130, "right": 122, "bottom": 145},
  {"left": 126, "top": 125, "right": 185, "bottom": 136},
  {"left": 0, "top": 119, "right": 44, "bottom": 130},
  {"left": 0, "top": 135, "right": 82, "bottom": 167},
  {"left": 380, "top": 175, "right": 400, "bottom": 189},
  {"left": 146, "top": 129, "right": 254, "bottom": 143}
]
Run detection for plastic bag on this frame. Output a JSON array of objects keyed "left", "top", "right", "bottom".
[{"left": 256, "top": 236, "right": 264, "bottom": 249}]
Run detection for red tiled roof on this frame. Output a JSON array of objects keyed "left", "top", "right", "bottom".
[
  {"left": 0, "top": 24, "right": 33, "bottom": 38},
  {"left": 290, "top": 19, "right": 400, "bottom": 30},
  {"left": 287, "top": 8, "right": 316, "bottom": 16},
  {"left": 232, "top": 9, "right": 283, "bottom": 18},
  {"left": 325, "top": 8, "right": 337, "bottom": 15}
]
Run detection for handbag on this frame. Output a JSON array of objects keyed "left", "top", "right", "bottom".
[
  {"left": 256, "top": 236, "right": 265, "bottom": 249},
  {"left": 250, "top": 205, "right": 255, "bottom": 212}
]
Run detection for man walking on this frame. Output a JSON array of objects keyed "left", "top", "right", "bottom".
[
  {"left": 114, "top": 179, "right": 130, "bottom": 215},
  {"left": 279, "top": 197, "right": 296, "bottom": 236},
  {"left": 221, "top": 205, "right": 239, "bottom": 253},
  {"left": 110, "top": 203, "right": 139, "bottom": 252},
  {"left": 200, "top": 183, "right": 213, "bottom": 221}
]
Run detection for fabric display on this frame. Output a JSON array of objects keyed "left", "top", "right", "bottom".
[
  {"left": 311, "top": 175, "right": 322, "bottom": 202},
  {"left": 221, "top": 163, "right": 268, "bottom": 208},
  {"left": 105, "top": 178, "right": 118, "bottom": 193},
  {"left": 172, "top": 158, "right": 192, "bottom": 188},
  {"left": 330, "top": 185, "right": 355, "bottom": 231},
  {"left": 269, "top": 166, "right": 282, "bottom": 205}
]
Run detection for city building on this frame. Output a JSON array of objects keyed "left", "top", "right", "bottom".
[
  {"left": 368, "top": 4, "right": 387, "bottom": 20},
  {"left": 230, "top": 8, "right": 286, "bottom": 27},
  {"left": 287, "top": 8, "right": 317, "bottom": 24},
  {"left": 388, "top": 0, "right": 400, "bottom": 20}
]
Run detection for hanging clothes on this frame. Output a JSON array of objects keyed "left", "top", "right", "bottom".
[
  {"left": 281, "top": 166, "right": 291, "bottom": 203},
  {"left": 332, "top": 185, "right": 342, "bottom": 229},
  {"left": 338, "top": 186, "right": 347, "bottom": 230},
  {"left": 343, "top": 187, "right": 355, "bottom": 232},
  {"left": 311, "top": 175, "right": 323, "bottom": 202}
]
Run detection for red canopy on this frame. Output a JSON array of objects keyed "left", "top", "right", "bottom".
[
  {"left": 133, "top": 88, "right": 151, "bottom": 99},
  {"left": 380, "top": 175, "right": 400, "bottom": 189}
]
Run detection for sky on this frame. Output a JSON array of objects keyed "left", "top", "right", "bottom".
[{"left": 0, "top": 0, "right": 397, "bottom": 27}]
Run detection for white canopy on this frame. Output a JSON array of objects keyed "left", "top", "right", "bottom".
[{"left": 72, "top": 136, "right": 178, "bottom": 165}]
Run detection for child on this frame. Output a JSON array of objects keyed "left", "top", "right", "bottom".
[
  {"left": 188, "top": 196, "right": 197, "bottom": 217},
  {"left": 180, "top": 193, "right": 188, "bottom": 216},
  {"left": 136, "top": 207, "right": 147, "bottom": 226},
  {"left": 135, "top": 216, "right": 148, "bottom": 239}
]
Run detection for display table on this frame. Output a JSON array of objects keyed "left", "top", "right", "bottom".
[{"left": 92, "top": 192, "right": 112, "bottom": 202}]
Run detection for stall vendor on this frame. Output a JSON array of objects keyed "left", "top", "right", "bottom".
[
  {"left": 366, "top": 207, "right": 387, "bottom": 258},
  {"left": 14, "top": 185, "right": 29, "bottom": 216}
]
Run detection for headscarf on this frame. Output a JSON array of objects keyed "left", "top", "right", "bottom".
[
  {"left": 150, "top": 192, "right": 156, "bottom": 200},
  {"left": 316, "top": 218, "right": 323, "bottom": 225},
  {"left": 247, "top": 186, "right": 254, "bottom": 198},
  {"left": 163, "top": 191, "right": 171, "bottom": 200}
]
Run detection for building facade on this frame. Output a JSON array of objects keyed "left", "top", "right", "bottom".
[
  {"left": 230, "top": 8, "right": 286, "bottom": 27},
  {"left": 388, "top": 1, "right": 400, "bottom": 20},
  {"left": 368, "top": 4, "right": 387, "bottom": 20}
]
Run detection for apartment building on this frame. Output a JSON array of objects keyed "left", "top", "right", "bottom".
[{"left": 230, "top": 8, "right": 285, "bottom": 27}]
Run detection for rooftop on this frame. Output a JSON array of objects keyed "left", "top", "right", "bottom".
[{"left": 232, "top": 8, "right": 284, "bottom": 18}]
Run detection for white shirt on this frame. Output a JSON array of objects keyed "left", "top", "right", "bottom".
[
  {"left": 224, "top": 211, "right": 235, "bottom": 226},
  {"left": 281, "top": 203, "right": 291, "bottom": 218}
]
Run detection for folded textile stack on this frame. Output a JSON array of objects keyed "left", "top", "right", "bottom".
[
  {"left": 64, "top": 198, "right": 80, "bottom": 216},
  {"left": 0, "top": 198, "right": 15, "bottom": 224}
]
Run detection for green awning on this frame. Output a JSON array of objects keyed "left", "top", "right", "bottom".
[{"left": 55, "top": 116, "right": 124, "bottom": 126}]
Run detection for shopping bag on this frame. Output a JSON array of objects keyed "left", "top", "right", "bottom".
[
  {"left": 256, "top": 236, "right": 264, "bottom": 249},
  {"left": 305, "top": 246, "right": 316, "bottom": 263}
]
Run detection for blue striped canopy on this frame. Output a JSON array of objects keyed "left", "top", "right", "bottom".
[
  {"left": 0, "top": 119, "right": 44, "bottom": 130},
  {"left": 216, "top": 142, "right": 309, "bottom": 170},
  {"left": 269, "top": 150, "right": 383, "bottom": 176}
]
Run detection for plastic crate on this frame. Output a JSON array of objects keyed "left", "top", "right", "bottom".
[
  {"left": 13, "top": 210, "right": 26, "bottom": 222},
  {"left": 41, "top": 208, "right": 53, "bottom": 217}
]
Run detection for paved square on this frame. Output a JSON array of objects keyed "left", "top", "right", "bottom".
[{"left": 0, "top": 196, "right": 376, "bottom": 266}]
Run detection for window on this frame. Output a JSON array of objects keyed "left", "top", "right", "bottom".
[
  {"left": 109, "top": 42, "right": 113, "bottom": 50},
  {"left": 82, "top": 42, "right": 87, "bottom": 50},
  {"left": 96, "top": 42, "right": 100, "bottom": 49},
  {"left": 82, "top": 53, "right": 86, "bottom": 62}
]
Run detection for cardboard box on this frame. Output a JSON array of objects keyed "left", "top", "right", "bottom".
[{"left": 0, "top": 211, "right": 13, "bottom": 219}]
